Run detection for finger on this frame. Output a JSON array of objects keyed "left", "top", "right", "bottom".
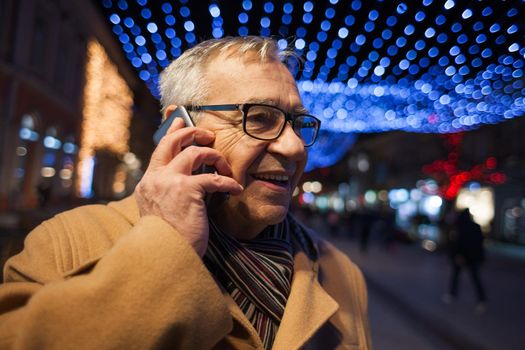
[
  {"left": 193, "top": 173, "right": 244, "bottom": 195},
  {"left": 166, "top": 117, "right": 185, "bottom": 135},
  {"left": 150, "top": 128, "right": 215, "bottom": 168},
  {"left": 169, "top": 146, "right": 232, "bottom": 176}
]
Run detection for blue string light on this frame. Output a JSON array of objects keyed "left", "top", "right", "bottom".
[
  {"left": 345, "top": 15, "right": 355, "bottom": 26},
  {"left": 140, "top": 8, "right": 151, "bottom": 19},
  {"left": 396, "top": 3, "right": 407, "bottom": 14},
  {"left": 161, "top": 3, "right": 172, "bottom": 13},
  {"left": 444, "top": 0, "right": 455, "bottom": 10},
  {"left": 338, "top": 27, "right": 349, "bottom": 39},
  {"left": 117, "top": 0, "right": 128, "bottom": 10},
  {"left": 209, "top": 4, "right": 220, "bottom": 18},
  {"left": 415, "top": 11, "right": 426, "bottom": 22},
  {"left": 304, "top": 1, "right": 313, "bottom": 12},
  {"left": 264, "top": 2, "right": 274, "bottom": 13},
  {"left": 386, "top": 15, "right": 397, "bottom": 27},
  {"left": 100, "top": 0, "right": 525, "bottom": 171},
  {"left": 180, "top": 7, "right": 190, "bottom": 18},
  {"left": 112, "top": 24, "right": 123, "bottom": 35},
  {"left": 110, "top": 14, "right": 120, "bottom": 24},
  {"left": 435, "top": 15, "right": 446, "bottom": 25},
  {"left": 184, "top": 20, "right": 194, "bottom": 31}
]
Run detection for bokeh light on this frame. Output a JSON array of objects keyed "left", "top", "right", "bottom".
[{"left": 98, "top": 0, "right": 525, "bottom": 171}]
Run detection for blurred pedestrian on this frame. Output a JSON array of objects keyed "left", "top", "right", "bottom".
[
  {"left": 36, "top": 181, "right": 52, "bottom": 208},
  {"left": 359, "top": 209, "right": 374, "bottom": 253},
  {"left": 327, "top": 210, "right": 340, "bottom": 236},
  {"left": 443, "top": 208, "right": 487, "bottom": 313},
  {"left": 377, "top": 205, "right": 397, "bottom": 252}
]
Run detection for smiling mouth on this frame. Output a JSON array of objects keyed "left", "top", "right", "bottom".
[{"left": 251, "top": 173, "right": 290, "bottom": 187}]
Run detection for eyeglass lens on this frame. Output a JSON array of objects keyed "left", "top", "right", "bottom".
[
  {"left": 244, "top": 105, "right": 283, "bottom": 139},
  {"left": 293, "top": 116, "right": 318, "bottom": 146},
  {"left": 244, "top": 105, "right": 318, "bottom": 145}
]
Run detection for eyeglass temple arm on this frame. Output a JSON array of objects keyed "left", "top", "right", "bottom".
[{"left": 185, "top": 104, "right": 240, "bottom": 112}]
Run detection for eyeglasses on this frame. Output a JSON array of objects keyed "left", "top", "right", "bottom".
[{"left": 185, "top": 103, "right": 321, "bottom": 147}]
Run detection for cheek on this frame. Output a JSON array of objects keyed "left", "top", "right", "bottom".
[
  {"left": 224, "top": 142, "right": 267, "bottom": 185},
  {"left": 291, "top": 154, "right": 307, "bottom": 188}
]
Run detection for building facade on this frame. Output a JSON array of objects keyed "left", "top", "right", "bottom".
[{"left": 0, "top": 0, "right": 158, "bottom": 211}]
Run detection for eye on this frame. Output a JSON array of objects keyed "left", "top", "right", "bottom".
[
  {"left": 247, "top": 107, "right": 280, "bottom": 129},
  {"left": 249, "top": 111, "right": 275, "bottom": 126}
]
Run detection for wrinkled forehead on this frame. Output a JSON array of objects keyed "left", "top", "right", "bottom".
[{"left": 203, "top": 51, "right": 303, "bottom": 110}]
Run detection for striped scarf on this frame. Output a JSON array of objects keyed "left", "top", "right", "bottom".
[{"left": 204, "top": 215, "right": 300, "bottom": 349}]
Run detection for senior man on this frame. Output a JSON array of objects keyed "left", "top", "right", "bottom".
[{"left": 0, "top": 36, "right": 371, "bottom": 349}]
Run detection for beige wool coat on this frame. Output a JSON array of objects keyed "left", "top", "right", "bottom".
[{"left": 0, "top": 195, "right": 371, "bottom": 349}]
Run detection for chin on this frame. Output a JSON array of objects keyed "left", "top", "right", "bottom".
[
  {"left": 252, "top": 204, "right": 289, "bottom": 226},
  {"left": 218, "top": 188, "right": 292, "bottom": 236},
  {"left": 232, "top": 200, "right": 289, "bottom": 225}
]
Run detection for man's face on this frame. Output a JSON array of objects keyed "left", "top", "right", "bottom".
[{"left": 195, "top": 53, "right": 307, "bottom": 239}]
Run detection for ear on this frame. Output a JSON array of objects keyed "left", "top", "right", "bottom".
[{"left": 163, "top": 105, "right": 178, "bottom": 121}]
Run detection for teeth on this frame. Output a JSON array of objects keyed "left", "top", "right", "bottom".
[{"left": 254, "top": 174, "right": 289, "bottom": 182}]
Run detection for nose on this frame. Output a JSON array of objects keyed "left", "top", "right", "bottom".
[{"left": 266, "top": 122, "right": 306, "bottom": 161}]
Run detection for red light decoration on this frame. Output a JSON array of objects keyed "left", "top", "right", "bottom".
[
  {"left": 485, "top": 157, "right": 497, "bottom": 170},
  {"left": 422, "top": 133, "right": 507, "bottom": 200}
]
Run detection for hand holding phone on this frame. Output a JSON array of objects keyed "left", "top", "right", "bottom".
[
  {"left": 153, "top": 106, "right": 216, "bottom": 175},
  {"left": 136, "top": 106, "right": 242, "bottom": 256}
]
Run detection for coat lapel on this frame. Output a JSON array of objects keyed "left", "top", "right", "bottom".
[
  {"left": 272, "top": 250, "right": 339, "bottom": 350},
  {"left": 220, "top": 289, "right": 265, "bottom": 349},
  {"left": 216, "top": 248, "right": 339, "bottom": 350},
  {"left": 111, "top": 195, "right": 339, "bottom": 349}
]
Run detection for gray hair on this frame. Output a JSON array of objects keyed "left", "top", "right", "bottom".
[{"left": 159, "top": 36, "right": 297, "bottom": 117}]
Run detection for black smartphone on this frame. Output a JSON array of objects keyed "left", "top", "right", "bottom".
[
  {"left": 153, "top": 107, "right": 228, "bottom": 207},
  {"left": 153, "top": 106, "right": 194, "bottom": 145},
  {"left": 153, "top": 106, "right": 215, "bottom": 175}
]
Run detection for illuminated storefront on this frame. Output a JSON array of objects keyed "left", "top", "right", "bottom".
[{"left": 0, "top": 0, "right": 157, "bottom": 210}]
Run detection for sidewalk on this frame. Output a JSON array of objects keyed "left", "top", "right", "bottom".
[
  {"left": 366, "top": 282, "right": 454, "bottom": 350},
  {"left": 329, "top": 235, "right": 525, "bottom": 350}
]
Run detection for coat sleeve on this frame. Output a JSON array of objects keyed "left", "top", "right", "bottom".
[{"left": 0, "top": 215, "right": 233, "bottom": 349}]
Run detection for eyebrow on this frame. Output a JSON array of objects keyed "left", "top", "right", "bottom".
[{"left": 244, "top": 98, "right": 309, "bottom": 114}]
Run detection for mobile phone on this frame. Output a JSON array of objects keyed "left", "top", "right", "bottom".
[
  {"left": 153, "top": 106, "right": 216, "bottom": 175},
  {"left": 153, "top": 107, "right": 228, "bottom": 207},
  {"left": 153, "top": 106, "right": 194, "bottom": 145}
]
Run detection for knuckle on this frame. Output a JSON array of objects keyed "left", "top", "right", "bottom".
[
  {"left": 136, "top": 182, "right": 145, "bottom": 194},
  {"left": 210, "top": 173, "right": 224, "bottom": 185},
  {"left": 171, "top": 175, "right": 185, "bottom": 187},
  {"left": 158, "top": 132, "right": 174, "bottom": 146},
  {"left": 150, "top": 178, "right": 163, "bottom": 192},
  {"left": 185, "top": 145, "right": 199, "bottom": 154}
]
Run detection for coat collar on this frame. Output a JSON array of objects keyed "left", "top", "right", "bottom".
[
  {"left": 220, "top": 248, "right": 339, "bottom": 350},
  {"left": 111, "top": 195, "right": 339, "bottom": 349},
  {"left": 272, "top": 249, "right": 339, "bottom": 349}
]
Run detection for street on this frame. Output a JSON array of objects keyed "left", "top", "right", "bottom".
[{"left": 329, "top": 234, "right": 525, "bottom": 350}]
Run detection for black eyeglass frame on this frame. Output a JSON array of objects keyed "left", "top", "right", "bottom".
[{"left": 185, "top": 103, "right": 321, "bottom": 147}]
